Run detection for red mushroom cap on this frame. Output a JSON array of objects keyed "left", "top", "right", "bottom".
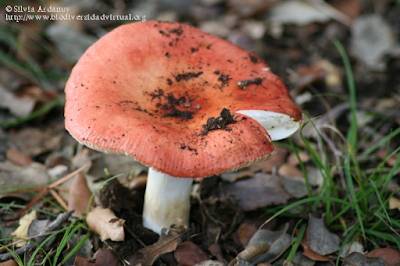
[{"left": 65, "top": 21, "right": 301, "bottom": 178}]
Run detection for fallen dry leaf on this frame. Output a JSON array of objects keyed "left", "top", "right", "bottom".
[
  {"left": 6, "top": 148, "right": 32, "bottom": 167},
  {"left": 288, "top": 252, "right": 315, "bottom": 266},
  {"left": 9, "top": 127, "right": 63, "bottom": 157},
  {"left": 301, "top": 238, "right": 331, "bottom": 262},
  {"left": 344, "top": 252, "right": 386, "bottom": 266},
  {"left": 222, "top": 173, "right": 291, "bottom": 211},
  {"left": 0, "top": 260, "right": 19, "bottom": 266},
  {"left": 92, "top": 248, "right": 119, "bottom": 266},
  {"left": 377, "top": 150, "right": 399, "bottom": 167},
  {"left": 250, "top": 233, "right": 292, "bottom": 264},
  {"left": 237, "top": 223, "right": 258, "bottom": 247},
  {"left": 388, "top": 197, "right": 400, "bottom": 211},
  {"left": 221, "top": 147, "right": 288, "bottom": 182},
  {"left": 237, "top": 227, "right": 292, "bottom": 264},
  {"left": 73, "top": 256, "right": 94, "bottom": 266},
  {"left": 16, "top": 86, "right": 58, "bottom": 102},
  {"left": 68, "top": 173, "right": 93, "bottom": 218},
  {"left": 130, "top": 232, "right": 185, "bottom": 266},
  {"left": 278, "top": 164, "right": 308, "bottom": 198},
  {"left": 28, "top": 219, "right": 57, "bottom": 249},
  {"left": 11, "top": 210, "right": 37, "bottom": 247},
  {"left": 238, "top": 244, "right": 270, "bottom": 262},
  {"left": 330, "top": 0, "right": 362, "bottom": 19},
  {"left": 0, "top": 86, "right": 35, "bottom": 118},
  {"left": 367, "top": 248, "right": 400, "bottom": 266},
  {"left": 287, "top": 151, "right": 309, "bottom": 166},
  {"left": 339, "top": 241, "right": 364, "bottom": 258},
  {"left": 278, "top": 164, "right": 303, "bottom": 178},
  {"left": 174, "top": 241, "right": 209, "bottom": 266},
  {"left": 330, "top": 0, "right": 362, "bottom": 20},
  {"left": 290, "top": 65, "right": 325, "bottom": 93},
  {"left": 194, "top": 260, "right": 225, "bottom": 266},
  {"left": 208, "top": 243, "right": 228, "bottom": 265},
  {"left": 228, "top": 257, "right": 257, "bottom": 266},
  {"left": 307, "top": 216, "right": 340, "bottom": 256},
  {"left": 129, "top": 175, "right": 148, "bottom": 190},
  {"left": 351, "top": 15, "right": 400, "bottom": 71},
  {"left": 247, "top": 229, "right": 285, "bottom": 248},
  {"left": 268, "top": 0, "right": 331, "bottom": 26},
  {"left": 0, "top": 161, "right": 51, "bottom": 190},
  {"left": 86, "top": 207, "right": 125, "bottom": 242}
]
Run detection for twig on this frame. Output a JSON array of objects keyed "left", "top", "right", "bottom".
[
  {"left": 237, "top": 78, "right": 262, "bottom": 89},
  {"left": 49, "top": 189, "right": 68, "bottom": 211},
  {"left": 12, "top": 163, "right": 90, "bottom": 219},
  {"left": 0, "top": 211, "right": 73, "bottom": 262}
]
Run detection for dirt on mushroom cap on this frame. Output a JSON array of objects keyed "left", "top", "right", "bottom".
[{"left": 64, "top": 21, "right": 301, "bottom": 178}]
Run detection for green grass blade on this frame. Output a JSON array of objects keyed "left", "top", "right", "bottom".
[
  {"left": 0, "top": 97, "right": 65, "bottom": 128},
  {"left": 333, "top": 39, "right": 365, "bottom": 238}
]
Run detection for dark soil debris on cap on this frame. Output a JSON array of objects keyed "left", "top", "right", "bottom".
[
  {"left": 202, "top": 108, "right": 236, "bottom": 135},
  {"left": 249, "top": 54, "right": 259, "bottom": 64},
  {"left": 175, "top": 71, "right": 203, "bottom": 82},
  {"left": 218, "top": 74, "right": 231, "bottom": 86},
  {"left": 168, "top": 27, "right": 184, "bottom": 36},
  {"left": 151, "top": 91, "right": 195, "bottom": 121},
  {"left": 149, "top": 88, "right": 164, "bottom": 100},
  {"left": 164, "top": 109, "right": 194, "bottom": 120}
]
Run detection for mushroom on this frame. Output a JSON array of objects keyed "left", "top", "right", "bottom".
[{"left": 64, "top": 21, "right": 302, "bottom": 234}]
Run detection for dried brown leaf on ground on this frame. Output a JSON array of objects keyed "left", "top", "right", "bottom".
[
  {"left": 10, "top": 210, "right": 37, "bottom": 247},
  {"left": 221, "top": 146, "right": 288, "bottom": 182},
  {"left": 194, "top": 260, "right": 225, "bottom": 266},
  {"left": 86, "top": 207, "right": 125, "bottom": 242},
  {"left": 0, "top": 86, "right": 35, "bottom": 118},
  {"left": 268, "top": 0, "right": 331, "bottom": 26},
  {"left": 9, "top": 127, "right": 63, "bottom": 157},
  {"left": 174, "top": 241, "right": 209, "bottom": 266},
  {"left": 287, "top": 151, "right": 310, "bottom": 166},
  {"left": 339, "top": 241, "right": 364, "bottom": 258},
  {"left": 0, "top": 260, "right": 18, "bottom": 266},
  {"left": 245, "top": 229, "right": 293, "bottom": 264},
  {"left": 330, "top": 0, "right": 362, "bottom": 20},
  {"left": 286, "top": 252, "right": 315, "bottom": 266},
  {"left": 366, "top": 248, "right": 400, "bottom": 266},
  {"left": 389, "top": 196, "right": 400, "bottom": 211},
  {"left": 129, "top": 226, "right": 188, "bottom": 266},
  {"left": 92, "top": 249, "right": 119, "bottom": 266},
  {"left": 307, "top": 216, "right": 340, "bottom": 256},
  {"left": 6, "top": 148, "right": 32, "bottom": 167},
  {"left": 68, "top": 173, "right": 93, "bottom": 218},
  {"left": 300, "top": 238, "right": 331, "bottom": 262},
  {"left": 222, "top": 173, "right": 291, "bottom": 211},
  {"left": 0, "top": 161, "right": 51, "bottom": 190},
  {"left": 237, "top": 244, "right": 270, "bottom": 262},
  {"left": 351, "top": 15, "right": 400, "bottom": 71},
  {"left": 237, "top": 223, "right": 258, "bottom": 247},
  {"left": 344, "top": 252, "right": 387, "bottom": 266},
  {"left": 278, "top": 164, "right": 308, "bottom": 198},
  {"left": 73, "top": 256, "right": 94, "bottom": 266},
  {"left": 208, "top": 243, "right": 228, "bottom": 265},
  {"left": 234, "top": 226, "right": 292, "bottom": 264},
  {"left": 73, "top": 248, "right": 119, "bottom": 266}
]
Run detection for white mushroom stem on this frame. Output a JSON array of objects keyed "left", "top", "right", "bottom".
[
  {"left": 236, "top": 110, "right": 301, "bottom": 141},
  {"left": 142, "top": 168, "right": 193, "bottom": 234}
]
